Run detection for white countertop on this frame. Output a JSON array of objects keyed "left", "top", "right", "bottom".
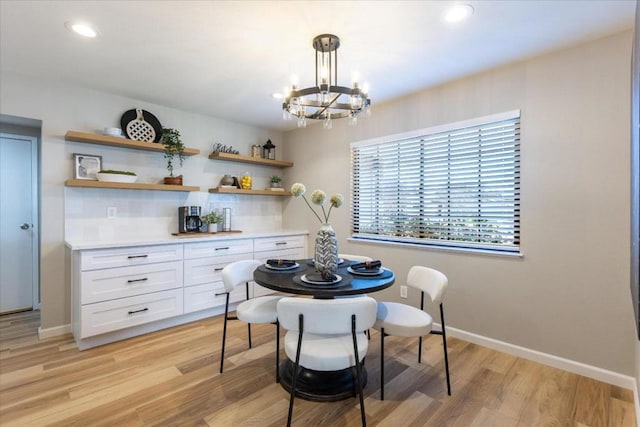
[{"left": 65, "top": 229, "right": 309, "bottom": 250}]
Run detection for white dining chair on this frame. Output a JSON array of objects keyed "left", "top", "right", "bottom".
[
  {"left": 373, "top": 265, "right": 451, "bottom": 399},
  {"left": 339, "top": 253, "right": 374, "bottom": 263},
  {"left": 339, "top": 253, "right": 375, "bottom": 338},
  {"left": 219, "top": 259, "right": 283, "bottom": 383},
  {"left": 277, "top": 296, "right": 377, "bottom": 427}
]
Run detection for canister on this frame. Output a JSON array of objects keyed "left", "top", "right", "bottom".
[{"left": 222, "top": 208, "right": 231, "bottom": 231}]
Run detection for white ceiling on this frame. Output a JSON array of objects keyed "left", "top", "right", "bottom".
[{"left": 0, "top": 1, "right": 635, "bottom": 131}]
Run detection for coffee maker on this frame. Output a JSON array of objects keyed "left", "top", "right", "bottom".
[{"left": 178, "top": 206, "right": 202, "bottom": 233}]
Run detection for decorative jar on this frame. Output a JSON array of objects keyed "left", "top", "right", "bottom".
[{"left": 314, "top": 223, "right": 338, "bottom": 274}]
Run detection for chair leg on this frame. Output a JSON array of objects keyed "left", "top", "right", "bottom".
[
  {"left": 287, "top": 315, "right": 304, "bottom": 427},
  {"left": 380, "top": 327, "right": 385, "bottom": 401},
  {"left": 352, "top": 316, "right": 366, "bottom": 427},
  {"left": 419, "top": 290, "right": 424, "bottom": 364},
  {"left": 246, "top": 282, "right": 252, "bottom": 349},
  {"left": 220, "top": 293, "right": 230, "bottom": 374},
  {"left": 276, "top": 320, "right": 280, "bottom": 383},
  {"left": 440, "top": 303, "right": 451, "bottom": 396}
]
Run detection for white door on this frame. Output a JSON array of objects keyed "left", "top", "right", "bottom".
[{"left": 0, "top": 134, "right": 38, "bottom": 313}]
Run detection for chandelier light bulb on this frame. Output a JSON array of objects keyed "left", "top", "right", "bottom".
[
  {"left": 320, "top": 66, "right": 329, "bottom": 84},
  {"left": 444, "top": 4, "right": 474, "bottom": 23},
  {"left": 352, "top": 71, "right": 360, "bottom": 85},
  {"left": 65, "top": 21, "right": 97, "bottom": 38},
  {"left": 323, "top": 116, "right": 332, "bottom": 129}
]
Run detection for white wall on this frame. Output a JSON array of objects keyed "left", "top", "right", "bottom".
[
  {"left": 282, "top": 31, "right": 635, "bottom": 375},
  {"left": 0, "top": 72, "right": 286, "bottom": 329}
]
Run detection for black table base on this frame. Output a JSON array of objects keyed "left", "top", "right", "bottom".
[{"left": 278, "top": 359, "right": 368, "bottom": 402}]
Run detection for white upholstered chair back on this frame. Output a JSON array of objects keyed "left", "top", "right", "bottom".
[
  {"left": 222, "top": 259, "right": 262, "bottom": 293},
  {"left": 277, "top": 296, "right": 377, "bottom": 335},
  {"left": 407, "top": 266, "right": 448, "bottom": 304},
  {"left": 339, "top": 253, "right": 374, "bottom": 263}
]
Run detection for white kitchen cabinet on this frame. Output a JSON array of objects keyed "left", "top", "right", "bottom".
[
  {"left": 80, "top": 244, "right": 183, "bottom": 270},
  {"left": 253, "top": 235, "right": 306, "bottom": 298},
  {"left": 69, "top": 232, "right": 307, "bottom": 349},
  {"left": 183, "top": 282, "right": 245, "bottom": 314},
  {"left": 183, "top": 249, "right": 253, "bottom": 314},
  {"left": 80, "top": 261, "right": 183, "bottom": 304},
  {"left": 80, "top": 289, "right": 183, "bottom": 338},
  {"left": 253, "top": 235, "right": 305, "bottom": 253},
  {"left": 183, "top": 239, "right": 253, "bottom": 259},
  {"left": 71, "top": 244, "right": 185, "bottom": 346}
]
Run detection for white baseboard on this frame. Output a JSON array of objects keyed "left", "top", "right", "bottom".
[
  {"left": 38, "top": 323, "right": 71, "bottom": 340},
  {"left": 441, "top": 324, "right": 636, "bottom": 390}
]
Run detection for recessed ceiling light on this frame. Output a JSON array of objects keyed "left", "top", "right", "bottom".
[
  {"left": 65, "top": 21, "right": 97, "bottom": 38},
  {"left": 444, "top": 4, "right": 474, "bottom": 23},
  {"left": 272, "top": 93, "right": 284, "bottom": 99}
]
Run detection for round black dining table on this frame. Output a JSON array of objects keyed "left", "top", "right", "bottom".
[
  {"left": 253, "top": 258, "right": 395, "bottom": 401},
  {"left": 253, "top": 258, "right": 395, "bottom": 298}
]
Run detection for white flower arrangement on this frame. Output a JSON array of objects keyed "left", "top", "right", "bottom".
[{"left": 291, "top": 182, "right": 343, "bottom": 224}]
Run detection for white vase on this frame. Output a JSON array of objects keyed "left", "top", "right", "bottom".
[
  {"left": 314, "top": 223, "right": 338, "bottom": 273},
  {"left": 206, "top": 223, "right": 218, "bottom": 233}
]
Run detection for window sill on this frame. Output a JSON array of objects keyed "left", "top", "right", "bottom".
[{"left": 347, "top": 236, "right": 523, "bottom": 258}]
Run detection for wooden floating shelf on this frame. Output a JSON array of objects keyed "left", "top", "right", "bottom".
[
  {"left": 65, "top": 179, "right": 200, "bottom": 192},
  {"left": 208, "top": 152, "right": 293, "bottom": 168},
  {"left": 65, "top": 131, "right": 200, "bottom": 155},
  {"left": 208, "top": 187, "right": 292, "bottom": 196}
]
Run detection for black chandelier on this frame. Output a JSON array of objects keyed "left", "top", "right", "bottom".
[{"left": 283, "top": 34, "right": 371, "bottom": 129}]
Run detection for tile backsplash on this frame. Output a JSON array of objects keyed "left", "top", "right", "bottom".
[{"left": 64, "top": 187, "right": 284, "bottom": 242}]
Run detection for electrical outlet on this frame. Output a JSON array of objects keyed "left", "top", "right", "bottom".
[
  {"left": 400, "top": 285, "right": 408, "bottom": 298},
  {"left": 107, "top": 207, "right": 117, "bottom": 219}
]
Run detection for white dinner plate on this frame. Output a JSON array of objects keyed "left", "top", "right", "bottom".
[
  {"left": 300, "top": 273, "right": 342, "bottom": 285},
  {"left": 347, "top": 266, "right": 384, "bottom": 276}
]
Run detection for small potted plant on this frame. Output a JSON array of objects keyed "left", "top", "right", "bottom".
[
  {"left": 270, "top": 175, "right": 283, "bottom": 189},
  {"left": 161, "top": 128, "right": 186, "bottom": 185},
  {"left": 201, "top": 211, "right": 223, "bottom": 233}
]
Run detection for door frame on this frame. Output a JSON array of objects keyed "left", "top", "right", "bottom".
[{"left": 1, "top": 132, "right": 40, "bottom": 310}]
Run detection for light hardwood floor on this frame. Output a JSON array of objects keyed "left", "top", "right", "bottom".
[{"left": 0, "top": 310, "right": 636, "bottom": 426}]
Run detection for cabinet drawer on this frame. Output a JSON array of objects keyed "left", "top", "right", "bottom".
[
  {"left": 184, "top": 253, "right": 253, "bottom": 286},
  {"left": 184, "top": 239, "right": 253, "bottom": 260},
  {"left": 80, "top": 261, "right": 183, "bottom": 304},
  {"left": 254, "top": 235, "right": 305, "bottom": 253},
  {"left": 253, "top": 247, "right": 306, "bottom": 264},
  {"left": 183, "top": 282, "right": 245, "bottom": 314},
  {"left": 81, "top": 245, "right": 183, "bottom": 271},
  {"left": 80, "top": 289, "right": 183, "bottom": 338}
]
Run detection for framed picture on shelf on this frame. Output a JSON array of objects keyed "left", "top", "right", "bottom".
[{"left": 73, "top": 153, "right": 102, "bottom": 180}]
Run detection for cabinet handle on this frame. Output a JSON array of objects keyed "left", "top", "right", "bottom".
[
  {"left": 128, "top": 307, "right": 149, "bottom": 315},
  {"left": 275, "top": 242, "right": 287, "bottom": 246},
  {"left": 214, "top": 268, "right": 224, "bottom": 272},
  {"left": 127, "top": 277, "right": 149, "bottom": 283},
  {"left": 128, "top": 255, "right": 149, "bottom": 259},
  {"left": 214, "top": 247, "right": 230, "bottom": 251},
  {"left": 214, "top": 292, "right": 227, "bottom": 296}
]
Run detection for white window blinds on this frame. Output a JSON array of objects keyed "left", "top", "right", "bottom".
[{"left": 350, "top": 110, "right": 521, "bottom": 253}]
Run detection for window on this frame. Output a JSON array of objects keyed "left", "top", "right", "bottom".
[{"left": 350, "top": 110, "right": 520, "bottom": 254}]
